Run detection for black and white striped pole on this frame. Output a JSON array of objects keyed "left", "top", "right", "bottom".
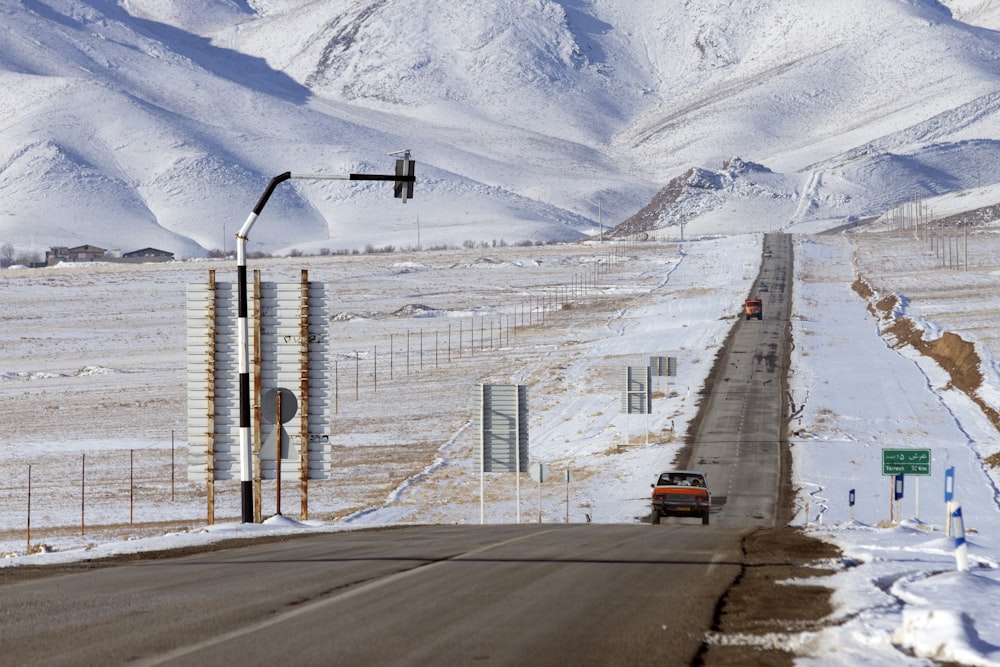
[{"left": 234, "top": 152, "right": 414, "bottom": 523}]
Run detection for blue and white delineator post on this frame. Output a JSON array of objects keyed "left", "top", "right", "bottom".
[
  {"left": 234, "top": 153, "right": 414, "bottom": 523},
  {"left": 945, "top": 466, "right": 956, "bottom": 537},
  {"left": 952, "top": 503, "right": 969, "bottom": 572}
]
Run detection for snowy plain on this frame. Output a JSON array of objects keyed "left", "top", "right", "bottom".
[{"left": 5, "top": 225, "right": 1000, "bottom": 665}]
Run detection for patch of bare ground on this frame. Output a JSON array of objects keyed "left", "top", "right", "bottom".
[
  {"left": 697, "top": 527, "right": 841, "bottom": 667},
  {"left": 853, "top": 278, "right": 1000, "bottom": 443}
]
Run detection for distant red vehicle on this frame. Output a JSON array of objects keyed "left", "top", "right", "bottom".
[{"left": 744, "top": 298, "right": 762, "bottom": 320}]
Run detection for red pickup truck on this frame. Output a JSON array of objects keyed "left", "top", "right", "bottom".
[{"left": 650, "top": 471, "right": 711, "bottom": 525}]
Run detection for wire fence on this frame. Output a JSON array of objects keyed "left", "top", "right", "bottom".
[{"left": 0, "top": 444, "right": 208, "bottom": 550}]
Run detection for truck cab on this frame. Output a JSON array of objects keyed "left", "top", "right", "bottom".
[{"left": 744, "top": 298, "right": 762, "bottom": 320}]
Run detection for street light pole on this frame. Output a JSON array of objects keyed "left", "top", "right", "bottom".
[
  {"left": 233, "top": 154, "right": 414, "bottom": 523},
  {"left": 583, "top": 197, "right": 604, "bottom": 242},
  {"left": 597, "top": 198, "right": 603, "bottom": 242}
]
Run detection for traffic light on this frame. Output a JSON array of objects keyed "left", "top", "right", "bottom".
[{"left": 394, "top": 154, "right": 414, "bottom": 202}]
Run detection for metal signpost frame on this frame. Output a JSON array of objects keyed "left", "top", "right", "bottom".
[
  {"left": 234, "top": 153, "right": 415, "bottom": 523},
  {"left": 529, "top": 462, "right": 550, "bottom": 524},
  {"left": 882, "top": 448, "right": 930, "bottom": 523},
  {"left": 621, "top": 366, "right": 652, "bottom": 447},
  {"left": 475, "top": 384, "right": 529, "bottom": 524}
]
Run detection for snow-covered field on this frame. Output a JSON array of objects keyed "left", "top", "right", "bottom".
[
  {"left": 6, "top": 226, "right": 1000, "bottom": 664},
  {"left": 0, "top": 236, "right": 750, "bottom": 543}
]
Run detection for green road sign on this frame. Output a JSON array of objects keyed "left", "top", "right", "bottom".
[{"left": 882, "top": 448, "right": 931, "bottom": 476}]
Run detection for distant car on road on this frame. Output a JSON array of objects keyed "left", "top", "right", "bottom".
[
  {"left": 650, "top": 471, "right": 711, "bottom": 525},
  {"left": 760, "top": 283, "right": 769, "bottom": 292}
]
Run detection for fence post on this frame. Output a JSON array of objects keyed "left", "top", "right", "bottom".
[
  {"left": 81, "top": 453, "right": 86, "bottom": 536},
  {"left": 26, "top": 465, "right": 31, "bottom": 554}
]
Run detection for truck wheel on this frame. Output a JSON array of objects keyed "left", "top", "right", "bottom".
[
  {"left": 651, "top": 511, "right": 661, "bottom": 525},
  {"left": 701, "top": 512, "right": 710, "bottom": 525}
]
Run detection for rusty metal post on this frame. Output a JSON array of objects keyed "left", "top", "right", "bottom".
[
  {"left": 299, "top": 269, "right": 310, "bottom": 521},
  {"left": 253, "top": 269, "right": 263, "bottom": 523},
  {"left": 206, "top": 270, "right": 216, "bottom": 525},
  {"left": 275, "top": 389, "right": 282, "bottom": 516}
]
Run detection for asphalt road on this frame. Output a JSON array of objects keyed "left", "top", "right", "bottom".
[
  {"left": 2, "top": 236, "right": 792, "bottom": 666},
  {"left": 689, "top": 232, "right": 791, "bottom": 527},
  {"left": 3, "top": 524, "right": 747, "bottom": 667}
]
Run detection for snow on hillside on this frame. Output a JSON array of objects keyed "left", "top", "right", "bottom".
[
  {"left": 3, "top": 1, "right": 1000, "bottom": 257},
  {"left": 945, "top": 0, "right": 1000, "bottom": 29}
]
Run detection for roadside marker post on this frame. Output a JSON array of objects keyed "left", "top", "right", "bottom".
[
  {"left": 849, "top": 488, "right": 855, "bottom": 522},
  {"left": 952, "top": 504, "right": 969, "bottom": 572},
  {"left": 893, "top": 474, "right": 904, "bottom": 524}
]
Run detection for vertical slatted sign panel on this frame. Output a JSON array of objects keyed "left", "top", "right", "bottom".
[
  {"left": 304, "top": 280, "right": 331, "bottom": 480},
  {"left": 621, "top": 366, "right": 652, "bottom": 414},
  {"left": 257, "top": 280, "right": 331, "bottom": 482},
  {"left": 187, "top": 278, "right": 242, "bottom": 481},
  {"left": 474, "top": 384, "right": 528, "bottom": 473}
]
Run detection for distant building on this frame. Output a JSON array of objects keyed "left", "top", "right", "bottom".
[
  {"left": 120, "top": 247, "right": 174, "bottom": 263},
  {"left": 46, "top": 245, "right": 108, "bottom": 265},
  {"left": 45, "top": 245, "right": 174, "bottom": 266}
]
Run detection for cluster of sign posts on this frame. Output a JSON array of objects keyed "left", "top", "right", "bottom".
[
  {"left": 474, "top": 355, "right": 676, "bottom": 524},
  {"left": 472, "top": 384, "right": 576, "bottom": 524},
  {"left": 875, "top": 448, "right": 966, "bottom": 572},
  {"left": 620, "top": 356, "right": 678, "bottom": 447}
]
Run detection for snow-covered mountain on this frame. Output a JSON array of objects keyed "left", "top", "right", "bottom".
[{"left": 2, "top": 0, "right": 1000, "bottom": 257}]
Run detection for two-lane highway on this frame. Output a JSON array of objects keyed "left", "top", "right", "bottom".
[
  {"left": 3, "top": 524, "right": 747, "bottom": 666},
  {"left": 689, "top": 232, "right": 792, "bottom": 526}
]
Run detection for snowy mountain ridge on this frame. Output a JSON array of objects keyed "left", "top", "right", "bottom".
[{"left": 3, "top": 0, "right": 1000, "bottom": 257}]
